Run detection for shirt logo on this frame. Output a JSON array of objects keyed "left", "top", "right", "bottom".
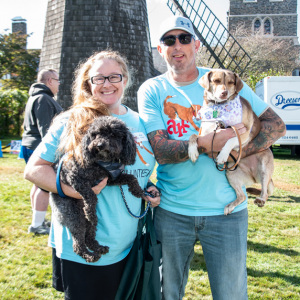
[
  {"left": 167, "top": 119, "right": 190, "bottom": 137},
  {"left": 163, "top": 95, "right": 201, "bottom": 135}
]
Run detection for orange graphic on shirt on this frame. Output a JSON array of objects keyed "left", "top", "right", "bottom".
[
  {"left": 163, "top": 95, "right": 201, "bottom": 132},
  {"left": 135, "top": 141, "right": 154, "bottom": 166}
]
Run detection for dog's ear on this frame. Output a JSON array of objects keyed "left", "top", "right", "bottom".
[
  {"left": 88, "top": 139, "right": 97, "bottom": 152},
  {"left": 120, "top": 130, "right": 136, "bottom": 165},
  {"left": 234, "top": 73, "right": 243, "bottom": 93},
  {"left": 199, "top": 71, "right": 212, "bottom": 90}
]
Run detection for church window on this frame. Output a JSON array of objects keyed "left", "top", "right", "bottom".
[
  {"left": 264, "top": 19, "right": 272, "bottom": 34},
  {"left": 254, "top": 19, "right": 261, "bottom": 32}
]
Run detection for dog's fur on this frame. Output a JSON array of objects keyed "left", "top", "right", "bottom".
[
  {"left": 50, "top": 116, "right": 146, "bottom": 262},
  {"left": 164, "top": 95, "right": 201, "bottom": 131},
  {"left": 188, "top": 69, "right": 274, "bottom": 215}
]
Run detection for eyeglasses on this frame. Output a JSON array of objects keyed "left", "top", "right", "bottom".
[
  {"left": 51, "top": 78, "right": 60, "bottom": 83},
  {"left": 160, "top": 33, "right": 194, "bottom": 47},
  {"left": 90, "top": 74, "right": 123, "bottom": 85}
]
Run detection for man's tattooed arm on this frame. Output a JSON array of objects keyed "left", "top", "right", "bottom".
[
  {"left": 148, "top": 129, "right": 206, "bottom": 165},
  {"left": 147, "top": 108, "right": 284, "bottom": 164},
  {"left": 242, "top": 107, "right": 286, "bottom": 157}
]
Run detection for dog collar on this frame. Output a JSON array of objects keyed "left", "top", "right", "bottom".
[
  {"left": 56, "top": 155, "right": 67, "bottom": 198},
  {"left": 199, "top": 95, "right": 242, "bottom": 128},
  {"left": 96, "top": 161, "right": 125, "bottom": 181}
]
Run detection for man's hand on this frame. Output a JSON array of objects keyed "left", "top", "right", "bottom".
[
  {"left": 198, "top": 123, "right": 247, "bottom": 154},
  {"left": 207, "top": 108, "right": 286, "bottom": 161}
]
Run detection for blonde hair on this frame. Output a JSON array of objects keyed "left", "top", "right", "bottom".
[{"left": 58, "top": 50, "right": 131, "bottom": 163}]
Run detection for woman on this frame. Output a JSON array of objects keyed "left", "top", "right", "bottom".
[{"left": 24, "top": 50, "right": 160, "bottom": 300}]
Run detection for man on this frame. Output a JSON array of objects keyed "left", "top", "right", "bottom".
[
  {"left": 138, "top": 16, "right": 286, "bottom": 300},
  {"left": 22, "top": 69, "right": 63, "bottom": 235}
]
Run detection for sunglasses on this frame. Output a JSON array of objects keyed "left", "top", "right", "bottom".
[{"left": 160, "top": 33, "right": 194, "bottom": 46}]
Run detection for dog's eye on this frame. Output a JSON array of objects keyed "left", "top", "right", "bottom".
[
  {"left": 213, "top": 79, "right": 221, "bottom": 84},
  {"left": 228, "top": 81, "right": 235, "bottom": 85}
]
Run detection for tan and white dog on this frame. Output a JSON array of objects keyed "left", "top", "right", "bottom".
[{"left": 189, "top": 69, "right": 274, "bottom": 215}]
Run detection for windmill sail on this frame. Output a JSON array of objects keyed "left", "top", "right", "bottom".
[{"left": 167, "top": 0, "right": 251, "bottom": 74}]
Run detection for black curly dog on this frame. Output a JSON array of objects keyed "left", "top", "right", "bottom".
[{"left": 50, "top": 116, "right": 146, "bottom": 263}]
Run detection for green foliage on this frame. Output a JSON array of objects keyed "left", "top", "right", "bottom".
[
  {"left": 196, "top": 25, "right": 299, "bottom": 87},
  {"left": 0, "top": 32, "right": 40, "bottom": 91},
  {"left": 244, "top": 69, "right": 287, "bottom": 91},
  {"left": 0, "top": 149, "right": 299, "bottom": 299},
  {"left": 0, "top": 89, "right": 28, "bottom": 136}
]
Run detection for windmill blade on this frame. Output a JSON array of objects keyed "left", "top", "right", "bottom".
[{"left": 167, "top": 0, "right": 251, "bottom": 74}]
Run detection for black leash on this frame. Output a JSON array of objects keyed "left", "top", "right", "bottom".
[{"left": 119, "top": 186, "right": 151, "bottom": 219}]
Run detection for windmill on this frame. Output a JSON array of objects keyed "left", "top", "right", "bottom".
[
  {"left": 166, "top": 0, "right": 251, "bottom": 74},
  {"left": 39, "top": 0, "right": 155, "bottom": 110}
]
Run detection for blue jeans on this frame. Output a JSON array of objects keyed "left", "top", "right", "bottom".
[
  {"left": 154, "top": 206, "right": 248, "bottom": 300},
  {"left": 22, "top": 146, "right": 34, "bottom": 164}
]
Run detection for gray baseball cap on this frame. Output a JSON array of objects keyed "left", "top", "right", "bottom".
[{"left": 159, "top": 15, "right": 195, "bottom": 41}]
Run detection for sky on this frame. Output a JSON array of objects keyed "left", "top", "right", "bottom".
[{"left": 0, "top": 0, "right": 299, "bottom": 49}]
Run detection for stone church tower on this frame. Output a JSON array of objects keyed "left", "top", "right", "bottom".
[
  {"left": 11, "top": 17, "right": 27, "bottom": 35},
  {"left": 39, "top": 0, "right": 155, "bottom": 110},
  {"left": 228, "top": 0, "right": 298, "bottom": 45},
  {"left": 11, "top": 17, "right": 28, "bottom": 49}
]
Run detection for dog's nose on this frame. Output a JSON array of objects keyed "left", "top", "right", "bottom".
[{"left": 220, "top": 90, "right": 228, "bottom": 98}]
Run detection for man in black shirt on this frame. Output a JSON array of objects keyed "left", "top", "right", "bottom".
[{"left": 22, "top": 69, "right": 63, "bottom": 234}]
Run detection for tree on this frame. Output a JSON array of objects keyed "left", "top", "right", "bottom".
[
  {"left": 0, "top": 32, "right": 40, "bottom": 91},
  {"left": 0, "top": 89, "right": 28, "bottom": 136},
  {"left": 196, "top": 24, "right": 300, "bottom": 89},
  {"left": 232, "top": 25, "right": 299, "bottom": 79}
]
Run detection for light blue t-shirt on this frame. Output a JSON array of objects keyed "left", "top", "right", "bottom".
[
  {"left": 138, "top": 67, "right": 268, "bottom": 216},
  {"left": 34, "top": 106, "right": 156, "bottom": 265}
]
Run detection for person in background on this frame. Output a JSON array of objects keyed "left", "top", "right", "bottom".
[
  {"left": 22, "top": 69, "right": 63, "bottom": 235},
  {"left": 24, "top": 50, "right": 160, "bottom": 300},
  {"left": 138, "top": 15, "right": 286, "bottom": 300}
]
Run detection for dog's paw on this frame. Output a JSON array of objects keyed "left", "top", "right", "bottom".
[
  {"left": 216, "top": 151, "right": 229, "bottom": 165},
  {"left": 254, "top": 197, "right": 266, "bottom": 207},
  {"left": 100, "top": 246, "right": 110, "bottom": 255},
  {"left": 188, "top": 134, "right": 199, "bottom": 163},
  {"left": 83, "top": 253, "right": 102, "bottom": 263},
  {"left": 224, "top": 203, "right": 235, "bottom": 215}
]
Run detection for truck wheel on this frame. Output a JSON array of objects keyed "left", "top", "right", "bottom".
[{"left": 296, "top": 146, "right": 300, "bottom": 156}]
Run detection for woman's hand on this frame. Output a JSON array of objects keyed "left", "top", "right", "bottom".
[
  {"left": 60, "top": 177, "right": 108, "bottom": 199},
  {"left": 92, "top": 177, "right": 108, "bottom": 195},
  {"left": 143, "top": 185, "right": 161, "bottom": 207},
  {"left": 24, "top": 153, "right": 109, "bottom": 199}
]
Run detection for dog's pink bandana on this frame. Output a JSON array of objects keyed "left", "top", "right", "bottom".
[{"left": 199, "top": 95, "right": 242, "bottom": 128}]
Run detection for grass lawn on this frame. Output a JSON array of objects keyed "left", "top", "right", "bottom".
[{"left": 0, "top": 145, "right": 299, "bottom": 299}]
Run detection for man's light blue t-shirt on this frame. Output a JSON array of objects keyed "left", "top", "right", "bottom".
[{"left": 138, "top": 67, "right": 268, "bottom": 216}]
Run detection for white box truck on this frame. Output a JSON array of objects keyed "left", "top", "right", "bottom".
[{"left": 255, "top": 76, "right": 300, "bottom": 156}]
